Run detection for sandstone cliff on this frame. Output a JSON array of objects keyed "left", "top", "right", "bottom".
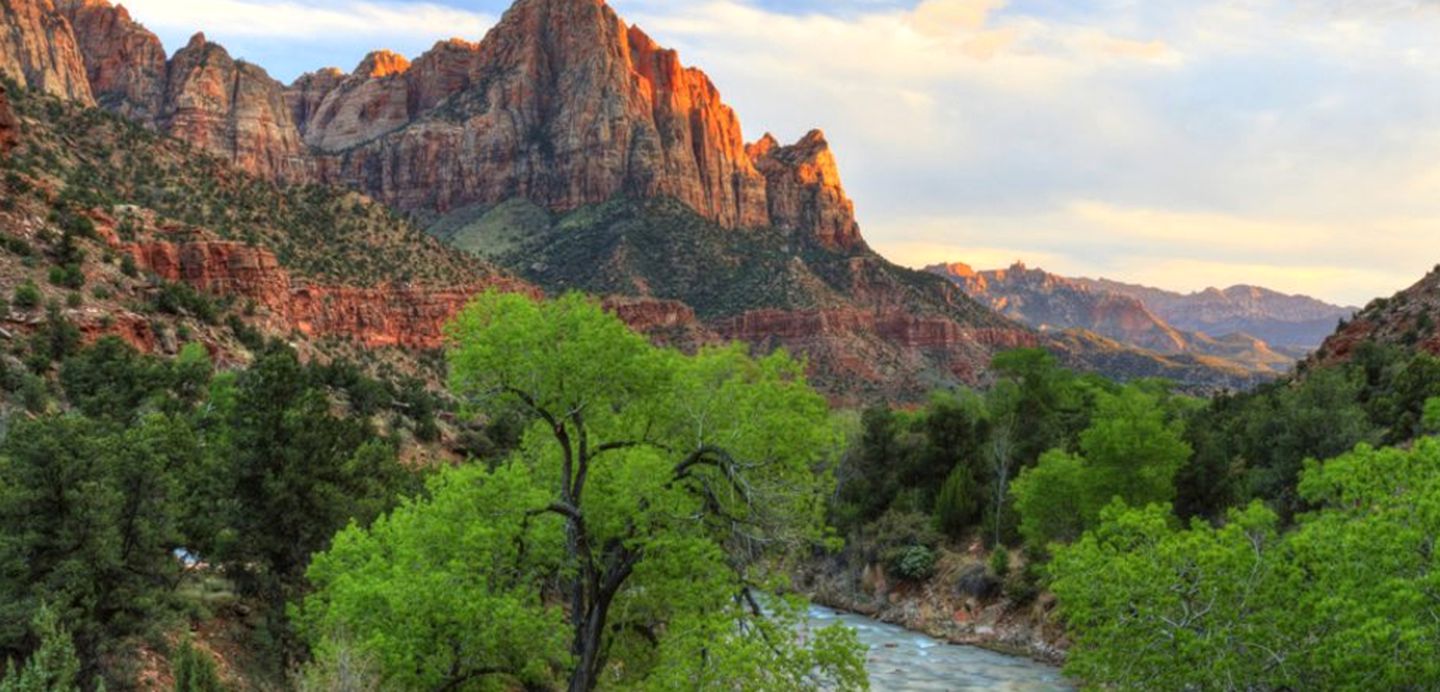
[
  {"left": 748, "top": 130, "right": 864, "bottom": 250},
  {"left": 0, "top": 82, "right": 17, "bottom": 152},
  {"left": 18, "top": 0, "right": 865, "bottom": 248},
  {"left": 0, "top": 0, "right": 91, "bottom": 102},
  {"left": 54, "top": 0, "right": 164, "bottom": 120},
  {"left": 127, "top": 232, "right": 537, "bottom": 350},
  {"left": 161, "top": 33, "right": 306, "bottom": 181}
]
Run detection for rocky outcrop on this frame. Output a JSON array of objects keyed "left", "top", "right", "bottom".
[
  {"left": 126, "top": 235, "right": 537, "bottom": 349},
  {"left": 160, "top": 33, "right": 307, "bottom": 180},
  {"left": 311, "top": 0, "right": 773, "bottom": 230},
  {"left": 294, "top": 52, "right": 414, "bottom": 152},
  {"left": 1310, "top": 267, "right": 1440, "bottom": 367},
  {"left": 54, "top": 0, "right": 164, "bottom": 120},
  {"left": 748, "top": 130, "right": 863, "bottom": 249},
  {"left": 283, "top": 67, "right": 343, "bottom": 133},
  {"left": 0, "top": 81, "right": 17, "bottom": 153},
  {"left": 0, "top": 0, "right": 92, "bottom": 102}
]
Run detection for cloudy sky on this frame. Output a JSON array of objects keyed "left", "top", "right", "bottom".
[{"left": 113, "top": 0, "right": 1440, "bottom": 306}]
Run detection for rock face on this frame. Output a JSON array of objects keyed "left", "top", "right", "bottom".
[
  {"left": 0, "top": 0, "right": 92, "bottom": 103},
  {"left": 127, "top": 234, "right": 538, "bottom": 349},
  {"left": 0, "top": 82, "right": 17, "bottom": 153},
  {"left": 161, "top": 33, "right": 306, "bottom": 181},
  {"left": 309, "top": 0, "right": 775, "bottom": 230},
  {"left": 54, "top": 0, "right": 164, "bottom": 120},
  {"left": 748, "top": 130, "right": 864, "bottom": 250},
  {"left": 19, "top": 0, "right": 864, "bottom": 246}
]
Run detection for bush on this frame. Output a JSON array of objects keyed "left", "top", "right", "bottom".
[
  {"left": 12, "top": 281, "right": 40, "bottom": 310},
  {"left": 989, "top": 545, "right": 1011, "bottom": 578},
  {"left": 171, "top": 638, "right": 223, "bottom": 692},
  {"left": 48, "top": 265, "right": 84, "bottom": 290},
  {"left": 889, "top": 545, "right": 937, "bottom": 581}
]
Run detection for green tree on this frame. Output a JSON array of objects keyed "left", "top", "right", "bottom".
[
  {"left": 1289, "top": 440, "right": 1440, "bottom": 687},
  {"left": 1050, "top": 438, "right": 1440, "bottom": 689},
  {"left": 934, "top": 460, "right": 981, "bottom": 539},
  {"left": 1010, "top": 450, "right": 1088, "bottom": 548},
  {"left": 1051, "top": 501, "right": 1302, "bottom": 689},
  {"left": 0, "top": 415, "right": 187, "bottom": 673},
  {"left": 1010, "top": 386, "right": 1191, "bottom": 550},
  {"left": 171, "top": 638, "right": 224, "bottom": 692},
  {"left": 1423, "top": 396, "right": 1440, "bottom": 434},
  {"left": 1078, "top": 387, "right": 1191, "bottom": 515},
  {"left": 205, "top": 348, "right": 406, "bottom": 613},
  {"left": 0, "top": 605, "right": 81, "bottom": 692},
  {"left": 304, "top": 292, "right": 866, "bottom": 691}
]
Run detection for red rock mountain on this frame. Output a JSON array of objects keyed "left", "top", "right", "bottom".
[
  {"left": 0, "top": 0, "right": 1269, "bottom": 397},
  {"left": 0, "top": 0, "right": 864, "bottom": 249},
  {"left": 0, "top": 0, "right": 91, "bottom": 103}
]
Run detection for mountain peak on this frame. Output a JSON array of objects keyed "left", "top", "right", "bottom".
[{"left": 354, "top": 49, "right": 409, "bottom": 78}]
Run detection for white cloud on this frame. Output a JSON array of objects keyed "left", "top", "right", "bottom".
[{"left": 120, "top": 0, "right": 492, "bottom": 42}]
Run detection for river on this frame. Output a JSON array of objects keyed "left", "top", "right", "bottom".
[{"left": 808, "top": 605, "right": 1072, "bottom": 691}]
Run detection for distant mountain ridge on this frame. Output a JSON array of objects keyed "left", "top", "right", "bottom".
[
  {"left": 1072, "top": 277, "right": 1356, "bottom": 350},
  {"left": 927, "top": 261, "right": 1351, "bottom": 376}
]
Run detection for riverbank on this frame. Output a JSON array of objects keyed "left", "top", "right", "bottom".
[{"left": 798, "top": 547, "right": 1070, "bottom": 667}]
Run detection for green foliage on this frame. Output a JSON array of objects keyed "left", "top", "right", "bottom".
[
  {"left": 0, "top": 415, "right": 190, "bottom": 671},
  {"left": 1052, "top": 438, "right": 1440, "bottom": 689},
  {"left": 1077, "top": 387, "right": 1190, "bottom": 514},
  {"left": 199, "top": 349, "right": 408, "bottom": 610},
  {"left": 0, "top": 606, "right": 81, "bottom": 692},
  {"left": 889, "top": 545, "right": 937, "bottom": 581},
  {"left": 1011, "top": 451, "right": 1088, "bottom": 549},
  {"left": 1011, "top": 386, "right": 1190, "bottom": 550},
  {"left": 934, "top": 460, "right": 981, "bottom": 539},
  {"left": 1425, "top": 396, "right": 1440, "bottom": 434},
  {"left": 988, "top": 546, "right": 1011, "bottom": 579},
  {"left": 11, "top": 281, "right": 40, "bottom": 310},
  {"left": 1052, "top": 501, "right": 1298, "bottom": 689},
  {"left": 171, "top": 639, "right": 224, "bottom": 692},
  {"left": 305, "top": 291, "right": 866, "bottom": 690},
  {"left": 150, "top": 282, "right": 221, "bottom": 324}
]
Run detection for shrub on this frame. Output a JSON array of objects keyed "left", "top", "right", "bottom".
[
  {"left": 989, "top": 545, "right": 1011, "bottom": 578},
  {"left": 171, "top": 638, "right": 223, "bottom": 692},
  {"left": 12, "top": 281, "right": 40, "bottom": 310},
  {"left": 889, "top": 545, "right": 937, "bottom": 581},
  {"left": 48, "top": 265, "right": 84, "bottom": 290}
]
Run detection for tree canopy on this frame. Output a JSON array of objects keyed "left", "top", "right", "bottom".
[{"left": 301, "top": 292, "right": 866, "bottom": 691}]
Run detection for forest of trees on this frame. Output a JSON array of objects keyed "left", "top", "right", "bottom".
[
  {"left": 2, "top": 288, "right": 1439, "bottom": 690},
  {"left": 830, "top": 341, "right": 1440, "bottom": 687}
]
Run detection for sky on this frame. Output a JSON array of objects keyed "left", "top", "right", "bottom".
[{"left": 110, "top": 0, "right": 1440, "bottom": 306}]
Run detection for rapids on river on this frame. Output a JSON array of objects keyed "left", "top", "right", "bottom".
[{"left": 808, "top": 605, "right": 1072, "bottom": 691}]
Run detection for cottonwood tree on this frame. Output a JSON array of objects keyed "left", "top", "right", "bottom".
[{"left": 303, "top": 292, "right": 865, "bottom": 691}]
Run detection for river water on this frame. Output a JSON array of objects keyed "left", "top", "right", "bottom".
[{"left": 808, "top": 605, "right": 1073, "bottom": 691}]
